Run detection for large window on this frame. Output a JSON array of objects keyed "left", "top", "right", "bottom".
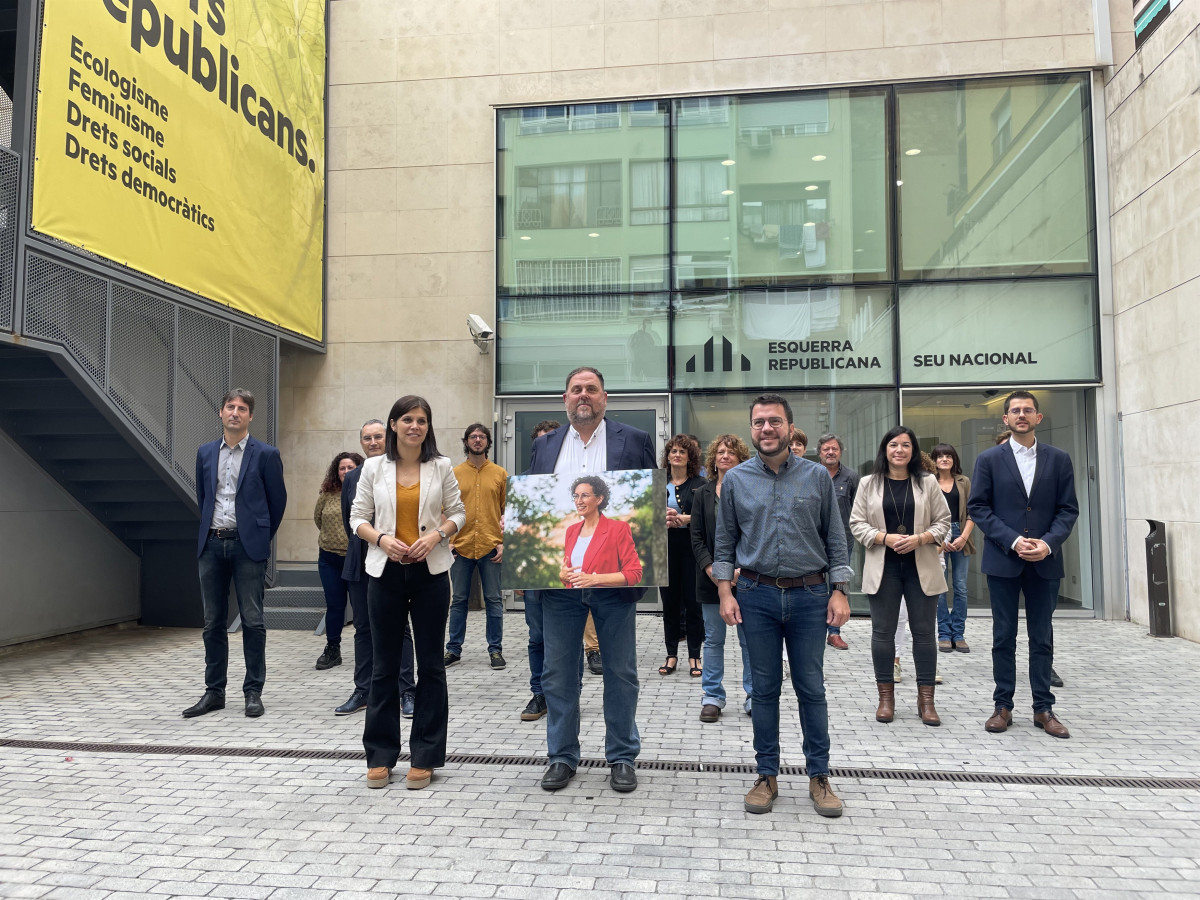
[{"left": 896, "top": 74, "right": 1095, "bottom": 279}]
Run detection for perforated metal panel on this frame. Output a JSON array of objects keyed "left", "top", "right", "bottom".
[
  {"left": 24, "top": 254, "right": 108, "bottom": 385},
  {"left": 231, "top": 326, "right": 277, "bottom": 447},
  {"left": 109, "top": 286, "right": 173, "bottom": 455},
  {"left": 0, "top": 149, "right": 17, "bottom": 332},
  {"left": 173, "top": 310, "right": 230, "bottom": 490}
]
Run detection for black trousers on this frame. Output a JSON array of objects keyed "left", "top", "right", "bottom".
[
  {"left": 347, "top": 575, "right": 415, "bottom": 695},
  {"left": 868, "top": 563, "right": 938, "bottom": 686},
  {"left": 363, "top": 560, "right": 449, "bottom": 770},
  {"left": 661, "top": 528, "right": 703, "bottom": 659}
]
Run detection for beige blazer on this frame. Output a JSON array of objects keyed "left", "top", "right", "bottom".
[
  {"left": 849, "top": 473, "right": 951, "bottom": 597},
  {"left": 350, "top": 454, "right": 466, "bottom": 577}
]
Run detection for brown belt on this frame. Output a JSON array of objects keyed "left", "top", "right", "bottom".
[{"left": 740, "top": 569, "right": 826, "bottom": 589}]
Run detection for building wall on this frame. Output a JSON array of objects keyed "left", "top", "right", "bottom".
[
  {"left": 0, "top": 430, "right": 140, "bottom": 646},
  {"left": 1106, "top": 0, "right": 1200, "bottom": 641},
  {"left": 277, "top": 0, "right": 1114, "bottom": 561}
]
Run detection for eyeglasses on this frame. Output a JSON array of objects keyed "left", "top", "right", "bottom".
[
  {"left": 572, "top": 492, "right": 595, "bottom": 501},
  {"left": 1006, "top": 407, "right": 1038, "bottom": 416},
  {"left": 750, "top": 417, "right": 786, "bottom": 430}
]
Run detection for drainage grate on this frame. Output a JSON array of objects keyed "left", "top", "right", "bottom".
[{"left": 3, "top": 739, "right": 1198, "bottom": 790}]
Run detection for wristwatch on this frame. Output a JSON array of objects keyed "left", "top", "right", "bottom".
[
  {"left": 832, "top": 582, "right": 849, "bottom": 593},
  {"left": 436, "top": 528, "right": 448, "bottom": 541}
]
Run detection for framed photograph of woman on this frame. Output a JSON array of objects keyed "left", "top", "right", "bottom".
[{"left": 502, "top": 469, "right": 667, "bottom": 591}]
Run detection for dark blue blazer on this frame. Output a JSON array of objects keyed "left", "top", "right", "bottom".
[
  {"left": 527, "top": 419, "right": 657, "bottom": 476},
  {"left": 967, "top": 441, "right": 1078, "bottom": 580},
  {"left": 340, "top": 465, "right": 367, "bottom": 582},
  {"left": 528, "top": 418, "right": 656, "bottom": 600},
  {"left": 195, "top": 435, "right": 287, "bottom": 562}
]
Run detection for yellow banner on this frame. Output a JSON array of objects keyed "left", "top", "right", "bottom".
[{"left": 32, "top": 0, "right": 326, "bottom": 341}]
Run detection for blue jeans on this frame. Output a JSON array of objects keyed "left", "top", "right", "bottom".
[
  {"left": 447, "top": 549, "right": 504, "bottom": 654},
  {"left": 524, "top": 591, "right": 583, "bottom": 695},
  {"left": 317, "top": 548, "right": 349, "bottom": 646},
  {"left": 197, "top": 533, "right": 267, "bottom": 696},
  {"left": 700, "top": 602, "right": 751, "bottom": 708},
  {"left": 937, "top": 522, "right": 969, "bottom": 642},
  {"left": 989, "top": 569, "right": 1058, "bottom": 713},
  {"left": 541, "top": 589, "right": 639, "bottom": 768},
  {"left": 738, "top": 578, "right": 831, "bottom": 777}
]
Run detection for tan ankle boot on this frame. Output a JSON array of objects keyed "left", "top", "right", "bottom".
[
  {"left": 917, "top": 684, "right": 941, "bottom": 726},
  {"left": 875, "top": 682, "right": 895, "bottom": 722}
]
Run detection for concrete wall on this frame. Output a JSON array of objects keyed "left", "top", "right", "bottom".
[
  {"left": 0, "top": 430, "right": 140, "bottom": 646},
  {"left": 1106, "top": 0, "right": 1200, "bottom": 641},
  {"left": 275, "top": 0, "right": 1111, "bottom": 561}
]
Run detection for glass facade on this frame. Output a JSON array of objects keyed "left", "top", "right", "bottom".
[{"left": 495, "top": 73, "right": 1101, "bottom": 614}]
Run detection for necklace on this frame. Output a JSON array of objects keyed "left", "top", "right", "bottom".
[{"left": 886, "top": 476, "right": 912, "bottom": 534}]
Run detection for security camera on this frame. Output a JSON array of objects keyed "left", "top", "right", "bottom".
[
  {"left": 467, "top": 314, "right": 494, "bottom": 354},
  {"left": 467, "top": 314, "right": 493, "bottom": 340}
]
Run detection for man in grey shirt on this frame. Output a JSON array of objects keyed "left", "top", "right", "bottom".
[{"left": 715, "top": 393, "right": 851, "bottom": 818}]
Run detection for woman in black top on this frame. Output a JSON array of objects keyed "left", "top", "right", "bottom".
[{"left": 658, "top": 435, "right": 706, "bottom": 676}]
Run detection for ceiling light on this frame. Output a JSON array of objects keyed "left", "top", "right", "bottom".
[
  {"left": 904, "top": 148, "right": 921, "bottom": 156},
  {"left": 721, "top": 189, "right": 734, "bottom": 196},
  {"left": 805, "top": 185, "right": 818, "bottom": 191},
  {"left": 865, "top": 229, "right": 876, "bottom": 234},
  {"left": 811, "top": 155, "right": 826, "bottom": 162},
  {"left": 588, "top": 232, "right": 599, "bottom": 237},
  {"left": 896, "top": 180, "right": 903, "bottom": 186},
  {"left": 519, "top": 235, "right": 531, "bottom": 240},
  {"left": 721, "top": 159, "right": 736, "bottom": 166},
  {"left": 803, "top": 221, "right": 815, "bottom": 227}
]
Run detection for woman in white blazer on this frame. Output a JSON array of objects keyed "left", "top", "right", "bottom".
[
  {"left": 849, "top": 426, "right": 950, "bottom": 727},
  {"left": 350, "top": 395, "right": 466, "bottom": 792}
]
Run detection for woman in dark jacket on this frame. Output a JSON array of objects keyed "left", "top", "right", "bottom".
[
  {"left": 658, "top": 434, "right": 707, "bottom": 676},
  {"left": 690, "top": 434, "right": 753, "bottom": 721}
]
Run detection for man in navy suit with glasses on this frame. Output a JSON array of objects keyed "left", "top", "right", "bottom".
[
  {"left": 968, "top": 390, "right": 1078, "bottom": 739},
  {"left": 183, "top": 388, "right": 287, "bottom": 720}
]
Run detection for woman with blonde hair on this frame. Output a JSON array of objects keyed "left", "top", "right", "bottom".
[
  {"left": 850, "top": 427, "right": 951, "bottom": 726},
  {"left": 690, "top": 434, "right": 754, "bottom": 721}
]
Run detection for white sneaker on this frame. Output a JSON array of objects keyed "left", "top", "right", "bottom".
[
  {"left": 893, "top": 659, "right": 902, "bottom": 682},
  {"left": 935, "top": 665, "right": 943, "bottom": 685}
]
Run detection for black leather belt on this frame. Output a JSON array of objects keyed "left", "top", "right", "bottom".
[
  {"left": 209, "top": 528, "right": 239, "bottom": 539},
  {"left": 741, "top": 568, "right": 826, "bottom": 589}
]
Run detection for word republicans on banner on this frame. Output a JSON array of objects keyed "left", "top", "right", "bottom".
[{"left": 32, "top": 0, "right": 326, "bottom": 341}]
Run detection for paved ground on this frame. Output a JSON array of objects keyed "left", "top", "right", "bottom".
[{"left": 1, "top": 614, "right": 1198, "bottom": 899}]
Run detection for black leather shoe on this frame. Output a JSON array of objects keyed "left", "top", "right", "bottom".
[
  {"left": 181, "top": 690, "right": 224, "bottom": 718},
  {"left": 244, "top": 691, "right": 265, "bottom": 718},
  {"left": 540, "top": 761, "right": 575, "bottom": 791},
  {"left": 334, "top": 690, "right": 367, "bottom": 715},
  {"left": 586, "top": 650, "right": 603, "bottom": 675},
  {"left": 1050, "top": 667, "right": 1064, "bottom": 687},
  {"left": 610, "top": 762, "right": 637, "bottom": 793}
]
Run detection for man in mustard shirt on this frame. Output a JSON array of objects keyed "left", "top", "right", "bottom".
[{"left": 445, "top": 423, "right": 508, "bottom": 669}]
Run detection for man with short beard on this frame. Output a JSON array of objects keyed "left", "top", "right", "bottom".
[{"left": 817, "top": 432, "right": 858, "bottom": 651}]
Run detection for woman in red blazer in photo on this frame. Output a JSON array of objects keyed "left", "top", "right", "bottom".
[{"left": 559, "top": 475, "right": 644, "bottom": 589}]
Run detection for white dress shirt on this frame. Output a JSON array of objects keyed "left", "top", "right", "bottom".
[
  {"left": 1010, "top": 438, "right": 1037, "bottom": 495},
  {"left": 553, "top": 418, "right": 608, "bottom": 474},
  {"left": 212, "top": 435, "right": 248, "bottom": 528}
]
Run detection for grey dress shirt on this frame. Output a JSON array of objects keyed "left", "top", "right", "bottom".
[{"left": 712, "top": 453, "right": 852, "bottom": 585}]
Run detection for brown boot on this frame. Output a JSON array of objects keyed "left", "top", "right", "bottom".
[
  {"left": 917, "top": 684, "right": 941, "bottom": 726},
  {"left": 744, "top": 775, "right": 778, "bottom": 814},
  {"left": 875, "top": 682, "right": 895, "bottom": 723}
]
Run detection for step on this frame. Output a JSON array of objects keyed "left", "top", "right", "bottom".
[
  {"left": 263, "top": 586, "right": 325, "bottom": 608},
  {"left": 263, "top": 608, "right": 326, "bottom": 631},
  {"left": 273, "top": 562, "right": 322, "bottom": 588}
]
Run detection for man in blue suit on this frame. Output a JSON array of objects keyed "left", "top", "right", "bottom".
[
  {"left": 968, "top": 391, "right": 1078, "bottom": 738},
  {"left": 183, "top": 389, "right": 287, "bottom": 719},
  {"left": 528, "top": 367, "right": 656, "bottom": 794}
]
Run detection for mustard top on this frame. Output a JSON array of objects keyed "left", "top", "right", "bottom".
[{"left": 395, "top": 481, "right": 421, "bottom": 547}]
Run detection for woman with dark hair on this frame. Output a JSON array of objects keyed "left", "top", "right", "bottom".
[
  {"left": 559, "top": 475, "right": 643, "bottom": 589},
  {"left": 849, "top": 426, "right": 951, "bottom": 726},
  {"left": 691, "top": 434, "right": 754, "bottom": 722},
  {"left": 657, "top": 435, "right": 706, "bottom": 677},
  {"left": 350, "top": 396, "right": 465, "bottom": 792},
  {"left": 313, "top": 451, "right": 365, "bottom": 670},
  {"left": 930, "top": 443, "right": 976, "bottom": 652}
]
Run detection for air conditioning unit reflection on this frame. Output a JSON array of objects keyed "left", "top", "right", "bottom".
[{"left": 749, "top": 129, "right": 773, "bottom": 150}]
